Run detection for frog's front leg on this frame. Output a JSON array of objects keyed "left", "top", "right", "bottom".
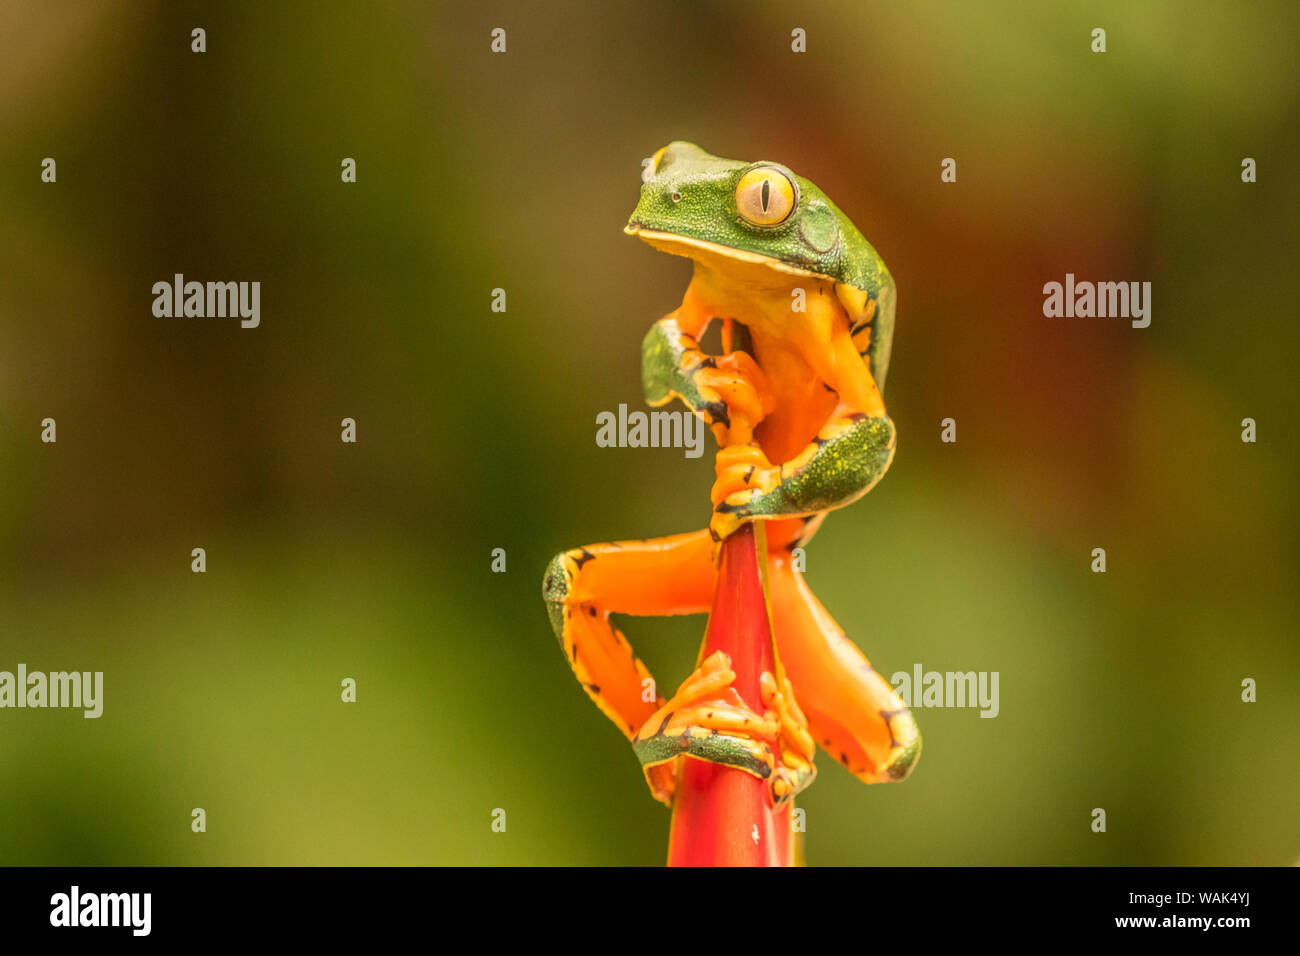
[
  {"left": 642, "top": 308, "right": 773, "bottom": 448},
  {"left": 709, "top": 323, "right": 895, "bottom": 539}
]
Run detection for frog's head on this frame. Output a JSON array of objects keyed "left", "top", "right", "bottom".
[{"left": 624, "top": 141, "right": 886, "bottom": 294}]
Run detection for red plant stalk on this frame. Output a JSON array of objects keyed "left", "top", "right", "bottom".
[{"left": 666, "top": 521, "right": 794, "bottom": 866}]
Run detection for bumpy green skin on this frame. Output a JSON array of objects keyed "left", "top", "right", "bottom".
[
  {"left": 627, "top": 141, "right": 896, "bottom": 391},
  {"left": 887, "top": 735, "right": 923, "bottom": 781},
  {"left": 636, "top": 722, "right": 818, "bottom": 803},
  {"left": 635, "top": 730, "right": 772, "bottom": 781},
  {"left": 641, "top": 323, "right": 729, "bottom": 425},
  {"left": 541, "top": 552, "right": 569, "bottom": 647},
  {"left": 718, "top": 414, "right": 896, "bottom": 521}
]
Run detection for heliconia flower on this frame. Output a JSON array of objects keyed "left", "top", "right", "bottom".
[{"left": 666, "top": 523, "right": 795, "bottom": 867}]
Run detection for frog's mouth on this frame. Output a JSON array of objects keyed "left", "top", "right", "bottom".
[{"left": 624, "top": 225, "right": 821, "bottom": 280}]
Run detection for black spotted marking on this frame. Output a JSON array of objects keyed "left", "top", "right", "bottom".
[
  {"left": 587, "top": 606, "right": 597, "bottom": 617},
  {"left": 880, "top": 708, "right": 907, "bottom": 748},
  {"left": 743, "top": 465, "right": 755, "bottom": 483},
  {"left": 702, "top": 399, "right": 731, "bottom": 428},
  {"left": 583, "top": 682, "right": 602, "bottom": 695},
  {"left": 822, "top": 381, "right": 838, "bottom": 394},
  {"left": 572, "top": 548, "right": 596, "bottom": 570},
  {"left": 698, "top": 356, "right": 718, "bottom": 369}
]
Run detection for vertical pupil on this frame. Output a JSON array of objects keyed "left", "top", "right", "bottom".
[{"left": 761, "top": 179, "right": 770, "bottom": 211}]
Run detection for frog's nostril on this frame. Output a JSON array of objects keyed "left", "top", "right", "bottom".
[{"left": 670, "top": 191, "right": 682, "bottom": 203}]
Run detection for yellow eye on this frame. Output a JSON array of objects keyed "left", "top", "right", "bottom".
[{"left": 735, "top": 167, "right": 796, "bottom": 226}]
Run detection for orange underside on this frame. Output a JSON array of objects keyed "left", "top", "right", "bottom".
[
  {"left": 669, "top": 256, "right": 883, "bottom": 464},
  {"left": 557, "top": 246, "right": 905, "bottom": 838}
]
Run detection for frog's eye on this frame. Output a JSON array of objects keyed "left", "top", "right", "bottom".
[{"left": 735, "top": 167, "right": 796, "bottom": 226}]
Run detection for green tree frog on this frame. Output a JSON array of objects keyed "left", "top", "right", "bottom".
[{"left": 544, "top": 142, "right": 920, "bottom": 808}]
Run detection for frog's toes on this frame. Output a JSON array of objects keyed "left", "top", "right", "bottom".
[
  {"left": 770, "top": 758, "right": 817, "bottom": 805},
  {"left": 713, "top": 488, "right": 765, "bottom": 533},
  {"left": 708, "top": 506, "right": 751, "bottom": 546},
  {"left": 633, "top": 654, "right": 782, "bottom": 799},
  {"left": 700, "top": 398, "right": 731, "bottom": 429},
  {"left": 760, "top": 670, "right": 818, "bottom": 804},
  {"left": 714, "top": 491, "right": 757, "bottom": 516}
]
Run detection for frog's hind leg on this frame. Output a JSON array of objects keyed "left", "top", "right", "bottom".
[
  {"left": 766, "top": 550, "right": 921, "bottom": 783},
  {"left": 543, "top": 530, "right": 717, "bottom": 743}
]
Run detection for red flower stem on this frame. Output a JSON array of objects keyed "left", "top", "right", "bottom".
[{"left": 666, "top": 522, "right": 791, "bottom": 866}]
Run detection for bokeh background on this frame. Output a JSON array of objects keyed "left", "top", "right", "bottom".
[{"left": 1, "top": 0, "right": 1296, "bottom": 865}]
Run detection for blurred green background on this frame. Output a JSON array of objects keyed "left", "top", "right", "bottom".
[{"left": 1, "top": 0, "right": 1297, "bottom": 865}]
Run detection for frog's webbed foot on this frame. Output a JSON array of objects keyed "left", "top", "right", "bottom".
[
  {"left": 761, "top": 669, "right": 818, "bottom": 804},
  {"left": 643, "top": 317, "right": 774, "bottom": 449},
  {"left": 691, "top": 351, "right": 771, "bottom": 444},
  {"left": 633, "top": 651, "right": 816, "bottom": 806},
  {"left": 708, "top": 444, "right": 782, "bottom": 543}
]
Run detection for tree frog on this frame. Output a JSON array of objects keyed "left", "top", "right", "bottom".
[{"left": 543, "top": 142, "right": 920, "bottom": 808}]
